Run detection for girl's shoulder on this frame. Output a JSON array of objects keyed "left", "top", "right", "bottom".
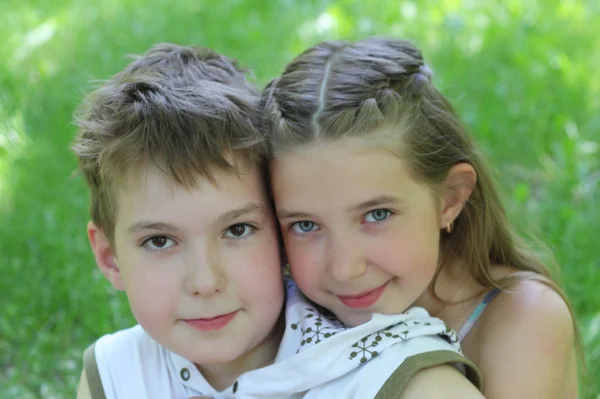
[
  {"left": 473, "top": 271, "right": 576, "bottom": 397},
  {"left": 481, "top": 268, "right": 573, "bottom": 333}
]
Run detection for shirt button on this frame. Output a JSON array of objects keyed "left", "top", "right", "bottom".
[{"left": 180, "top": 368, "right": 190, "bottom": 381}]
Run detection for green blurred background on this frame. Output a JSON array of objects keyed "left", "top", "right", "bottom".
[{"left": 1, "top": 0, "right": 598, "bottom": 397}]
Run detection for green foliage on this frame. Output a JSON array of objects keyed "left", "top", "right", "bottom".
[{"left": 1, "top": 0, "right": 598, "bottom": 397}]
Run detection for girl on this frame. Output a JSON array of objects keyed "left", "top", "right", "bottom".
[{"left": 262, "top": 37, "right": 579, "bottom": 398}]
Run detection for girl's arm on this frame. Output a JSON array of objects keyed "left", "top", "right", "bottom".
[
  {"left": 399, "top": 365, "right": 485, "bottom": 398},
  {"left": 478, "top": 280, "right": 576, "bottom": 398}
]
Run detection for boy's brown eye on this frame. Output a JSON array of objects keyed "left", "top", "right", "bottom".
[
  {"left": 151, "top": 236, "right": 168, "bottom": 247},
  {"left": 141, "top": 235, "right": 175, "bottom": 252},
  {"left": 224, "top": 223, "right": 254, "bottom": 239},
  {"left": 229, "top": 224, "right": 247, "bottom": 237}
]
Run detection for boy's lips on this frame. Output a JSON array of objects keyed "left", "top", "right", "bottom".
[
  {"left": 337, "top": 282, "right": 389, "bottom": 309},
  {"left": 183, "top": 310, "right": 238, "bottom": 332}
]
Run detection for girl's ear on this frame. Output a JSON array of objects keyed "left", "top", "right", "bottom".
[
  {"left": 439, "top": 163, "right": 477, "bottom": 228},
  {"left": 87, "top": 221, "right": 125, "bottom": 291}
]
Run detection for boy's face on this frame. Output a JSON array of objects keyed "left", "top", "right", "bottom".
[{"left": 89, "top": 164, "right": 284, "bottom": 365}]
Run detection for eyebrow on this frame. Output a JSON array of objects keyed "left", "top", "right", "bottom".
[
  {"left": 216, "top": 202, "right": 266, "bottom": 225},
  {"left": 128, "top": 221, "right": 179, "bottom": 234},
  {"left": 277, "top": 209, "right": 314, "bottom": 220},
  {"left": 277, "top": 195, "right": 403, "bottom": 220},
  {"left": 127, "top": 203, "right": 266, "bottom": 233},
  {"left": 349, "top": 195, "right": 403, "bottom": 212}
]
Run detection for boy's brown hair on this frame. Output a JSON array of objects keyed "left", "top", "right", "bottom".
[{"left": 72, "top": 43, "right": 265, "bottom": 245}]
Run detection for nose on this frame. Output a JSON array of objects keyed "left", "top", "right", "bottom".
[
  {"left": 326, "top": 232, "right": 367, "bottom": 282},
  {"left": 184, "top": 244, "right": 226, "bottom": 296}
]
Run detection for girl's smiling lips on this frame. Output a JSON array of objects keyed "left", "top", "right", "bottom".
[{"left": 337, "top": 282, "right": 389, "bottom": 309}]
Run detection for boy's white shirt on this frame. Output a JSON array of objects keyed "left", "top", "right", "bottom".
[{"left": 95, "top": 279, "right": 467, "bottom": 398}]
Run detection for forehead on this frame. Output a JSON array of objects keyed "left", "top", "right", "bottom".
[
  {"left": 273, "top": 138, "right": 408, "bottom": 179},
  {"left": 112, "top": 164, "right": 267, "bottom": 228},
  {"left": 270, "top": 139, "right": 423, "bottom": 205}
]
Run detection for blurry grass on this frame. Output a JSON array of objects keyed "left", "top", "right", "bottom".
[{"left": 0, "top": 0, "right": 598, "bottom": 397}]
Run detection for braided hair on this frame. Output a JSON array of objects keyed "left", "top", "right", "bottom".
[{"left": 259, "top": 39, "right": 579, "bottom": 354}]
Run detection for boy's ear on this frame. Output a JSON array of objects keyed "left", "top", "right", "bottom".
[
  {"left": 87, "top": 221, "right": 125, "bottom": 291},
  {"left": 439, "top": 163, "right": 477, "bottom": 228}
]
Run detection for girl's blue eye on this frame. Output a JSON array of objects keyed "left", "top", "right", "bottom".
[
  {"left": 224, "top": 223, "right": 255, "bottom": 239},
  {"left": 142, "top": 236, "right": 175, "bottom": 252},
  {"left": 364, "top": 209, "right": 391, "bottom": 223},
  {"left": 290, "top": 221, "right": 318, "bottom": 234}
]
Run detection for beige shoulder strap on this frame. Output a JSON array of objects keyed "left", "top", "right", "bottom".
[
  {"left": 374, "top": 350, "right": 482, "bottom": 399},
  {"left": 83, "top": 343, "right": 107, "bottom": 399}
]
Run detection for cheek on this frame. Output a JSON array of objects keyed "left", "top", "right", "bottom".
[
  {"left": 120, "top": 256, "right": 179, "bottom": 325},
  {"left": 284, "top": 237, "right": 323, "bottom": 291},
  {"left": 368, "top": 227, "right": 440, "bottom": 277},
  {"left": 232, "top": 234, "right": 284, "bottom": 304}
]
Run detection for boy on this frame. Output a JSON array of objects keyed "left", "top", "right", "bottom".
[
  {"left": 73, "top": 43, "right": 482, "bottom": 399},
  {"left": 73, "top": 43, "right": 285, "bottom": 397}
]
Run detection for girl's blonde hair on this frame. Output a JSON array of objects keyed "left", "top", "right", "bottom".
[{"left": 260, "top": 37, "right": 581, "bottom": 360}]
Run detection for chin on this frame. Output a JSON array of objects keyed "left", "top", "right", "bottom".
[
  {"left": 187, "top": 345, "right": 246, "bottom": 365},
  {"left": 339, "top": 312, "right": 373, "bottom": 327}
]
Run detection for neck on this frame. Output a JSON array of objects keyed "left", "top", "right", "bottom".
[
  {"left": 196, "top": 313, "right": 285, "bottom": 391},
  {"left": 413, "top": 257, "right": 485, "bottom": 331}
]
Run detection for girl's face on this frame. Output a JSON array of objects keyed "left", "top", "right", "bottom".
[{"left": 271, "top": 139, "right": 444, "bottom": 326}]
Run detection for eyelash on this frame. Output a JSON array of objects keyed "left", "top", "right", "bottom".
[
  {"left": 362, "top": 208, "right": 394, "bottom": 224},
  {"left": 288, "top": 221, "right": 319, "bottom": 235},
  {"left": 141, "top": 236, "right": 176, "bottom": 253},
  {"left": 288, "top": 208, "right": 395, "bottom": 235},
  {"left": 139, "top": 223, "right": 258, "bottom": 252},
  {"left": 222, "top": 223, "right": 258, "bottom": 240}
]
